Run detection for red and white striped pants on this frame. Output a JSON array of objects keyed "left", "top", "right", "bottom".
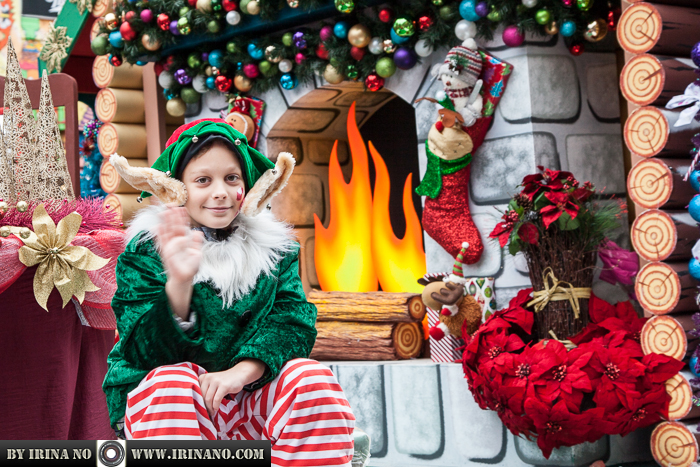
[{"left": 124, "top": 359, "right": 355, "bottom": 466}]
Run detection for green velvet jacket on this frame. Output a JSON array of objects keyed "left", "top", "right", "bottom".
[{"left": 102, "top": 215, "right": 317, "bottom": 429}]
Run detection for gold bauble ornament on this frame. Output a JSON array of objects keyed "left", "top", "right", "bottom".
[
  {"left": 16, "top": 200, "right": 28, "bottom": 212},
  {"left": 544, "top": 21, "right": 558, "bottom": 35},
  {"left": 0, "top": 226, "right": 10, "bottom": 237},
  {"left": 205, "top": 65, "right": 213, "bottom": 76},
  {"left": 196, "top": 0, "right": 213, "bottom": 12},
  {"left": 141, "top": 33, "right": 162, "bottom": 51},
  {"left": 0, "top": 200, "right": 8, "bottom": 215},
  {"left": 19, "top": 227, "right": 31, "bottom": 239},
  {"left": 287, "top": 0, "right": 299, "bottom": 7},
  {"left": 383, "top": 39, "right": 396, "bottom": 53},
  {"left": 234, "top": 75, "right": 253, "bottom": 92},
  {"left": 584, "top": 18, "right": 608, "bottom": 42},
  {"left": 104, "top": 13, "right": 118, "bottom": 30},
  {"left": 323, "top": 64, "right": 344, "bottom": 84},
  {"left": 166, "top": 98, "right": 186, "bottom": 117},
  {"left": 347, "top": 24, "right": 371, "bottom": 48},
  {"left": 265, "top": 45, "right": 282, "bottom": 63},
  {"left": 247, "top": 0, "right": 260, "bottom": 14}
]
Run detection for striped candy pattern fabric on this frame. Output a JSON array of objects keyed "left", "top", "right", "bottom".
[
  {"left": 124, "top": 359, "right": 355, "bottom": 466},
  {"left": 427, "top": 306, "right": 463, "bottom": 363}
]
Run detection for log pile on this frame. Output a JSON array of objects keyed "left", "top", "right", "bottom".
[
  {"left": 308, "top": 291, "right": 426, "bottom": 361},
  {"left": 619, "top": 2, "right": 700, "bottom": 462}
]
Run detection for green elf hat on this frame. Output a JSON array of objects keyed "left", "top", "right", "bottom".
[{"left": 109, "top": 118, "right": 295, "bottom": 217}]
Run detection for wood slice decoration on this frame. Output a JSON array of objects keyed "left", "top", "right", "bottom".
[
  {"left": 308, "top": 290, "right": 426, "bottom": 323},
  {"left": 665, "top": 373, "right": 693, "bottom": 421},
  {"left": 635, "top": 262, "right": 698, "bottom": 314},
  {"left": 102, "top": 193, "right": 147, "bottom": 224},
  {"left": 620, "top": 54, "right": 698, "bottom": 107},
  {"left": 629, "top": 0, "right": 700, "bottom": 6},
  {"left": 97, "top": 123, "right": 148, "bottom": 159},
  {"left": 641, "top": 315, "right": 687, "bottom": 360},
  {"left": 100, "top": 158, "right": 148, "bottom": 194},
  {"left": 624, "top": 106, "right": 699, "bottom": 158},
  {"left": 651, "top": 421, "right": 699, "bottom": 467},
  {"left": 92, "top": 0, "right": 112, "bottom": 17},
  {"left": 90, "top": 20, "right": 102, "bottom": 41},
  {"left": 627, "top": 158, "right": 697, "bottom": 210},
  {"left": 95, "top": 88, "right": 145, "bottom": 124},
  {"left": 393, "top": 322, "right": 423, "bottom": 359},
  {"left": 618, "top": 3, "right": 700, "bottom": 56},
  {"left": 93, "top": 56, "right": 143, "bottom": 90},
  {"left": 632, "top": 210, "right": 678, "bottom": 262}
]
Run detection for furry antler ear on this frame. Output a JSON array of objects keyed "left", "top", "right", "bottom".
[
  {"left": 109, "top": 154, "right": 187, "bottom": 205},
  {"left": 241, "top": 152, "right": 294, "bottom": 217}
]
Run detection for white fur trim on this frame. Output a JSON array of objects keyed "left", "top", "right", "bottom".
[
  {"left": 125, "top": 204, "right": 296, "bottom": 307},
  {"left": 448, "top": 274, "right": 467, "bottom": 285}
]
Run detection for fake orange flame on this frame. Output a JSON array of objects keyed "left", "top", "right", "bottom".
[{"left": 314, "top": 101, "right": 426, "bottom": 292}]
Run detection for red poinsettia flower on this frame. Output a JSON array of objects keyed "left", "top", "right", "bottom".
[
  {"left": 502, "top": 342, "right": 560, "bottom": 394},
  {"left": 636, "top": 353, "right": 685, "bottom": 393},
  {"left": 490, "top": 210, "right": 520, "bottom": 247},
  {"left": 479, "top": 331, "right": 525, "bottom": 381},
  {"left": 572, "top": 186, "right": 594, "bottom": 203},
  {"left": 518, "top": 222, "right": 539, "bottom": 245},
  {"left": 540, "top": 191, "right": 580, "bottom": 229},
  {"left": 608, "top": 386, "right": 669, "bottom": 437},
  {"left": 532, "top": 342, "right": 593, "bottom": 412},
  {"left": 589, "top": 347, "right": 645, "bottom": 413},
  {"left": 522, "top": 167, "right": 576, "bottom": 201},
  {"left": 524, "top": 399, "right": 596, "bottom": 458}
]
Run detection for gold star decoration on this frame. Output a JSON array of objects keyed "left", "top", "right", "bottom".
[
  {"left": 39, "top": 25, "right": 73, "bottom": 74},
  {"left": 68, "top": 0, "right": 93, "bottom": 15}
]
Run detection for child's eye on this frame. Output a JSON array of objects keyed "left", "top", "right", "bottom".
[
  {"left": 226, "top": 174, "right": 240, "bottom": 182},
  {"left": 195, "top": 177, "right": 209, "bottom": 184}
]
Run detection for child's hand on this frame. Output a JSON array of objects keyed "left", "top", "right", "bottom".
[
  {"left": 198, "top": 359, "right": 266, "bottom": 419},
  {"left": 157, "top": 205, "right": 203, "bottom": 284}
]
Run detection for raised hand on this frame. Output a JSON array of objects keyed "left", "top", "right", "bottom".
[{"left": 157, "top": 205, "right": 203, "bottom": 285}]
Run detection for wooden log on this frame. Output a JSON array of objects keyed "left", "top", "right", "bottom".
[
  {"left": 393, "top": 322, "right": 423, "bottom": 359},
  {"left": 620, "top": 54, "right": 697, "bottom": 107},
  {"left": 624, "top": 106, "right": 700, "bottom": 159},
  {"left": 100, "top": 158, "right": 148, "bottom": 194},
  {"left": 631, "top": 210, "right": 698, "bottom": 262},
  {"left": 636, "top": 262, "right": 698, "bottom": 314},
  {"left": 97, "top": 122, "right": 148, "bottom": 159},
  {"left": 651, "top": 420, "right": 700, "bottom": 467},
  {"left": 627, "top": 158, "right": 696, "bottom": 209},
  {"left": 618, "top": 3, "right": 700, "bottom": 56},
  {"left": 665, "top": 372, "right": 694, "bottom": 421},
  {"left": 310, "top": 321, "right": 397, "bottom": 361},
  {"left": 628, "top": 0, "right": 700, "bottom": 10},
  {"left": 308, "top": 290, "right": 426, "bottom": 323},
  {"left": 95, "top": 88, "right": 145, "bottom": 124},
  {"left": 642, "top": 315, "right": 688, "bottom": 360},
  {"left": 102, "top": 193, "right": 148, "bottom": 225},
  {"left": 92, "top": 0, "right": 112, "bottom": 17},
  {"left": 92, "top": 55, "right": 143, "bottom": 90}
]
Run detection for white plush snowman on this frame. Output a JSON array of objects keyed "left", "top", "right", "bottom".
[{"left": 432, "top": 38, "right": 484, "bottom": 128}]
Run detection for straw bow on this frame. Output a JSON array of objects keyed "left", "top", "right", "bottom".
[{"left": 526, "top": 267, "right": 591, "bottom": 320}]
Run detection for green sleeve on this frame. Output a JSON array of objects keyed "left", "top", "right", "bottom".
[
  {"left": 111, "top": 238, "right": 201, "bottom": 368},
  {"left": 232, "top": 246, "right": 317, "bottom": 390}
]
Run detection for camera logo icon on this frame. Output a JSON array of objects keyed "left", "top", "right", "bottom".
[{"left": 97, "top": 440, "right": 126, "bottom": 467}]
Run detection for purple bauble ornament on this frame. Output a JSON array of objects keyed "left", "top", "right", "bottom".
[
  {"left": 169, "top": 20, "right": 180, "bottom": 35},
  {"left": 475, "top": 1, "right": 489, "bottom": 17},
  {"left": 174, "top": 68, "right": 192, "bottom": 85},
  {"left": 201, "top": 52, "right": 209, "bottom": 62},
  {"left": 692, "top": 42, "right": 700, "bottom": 68},
  {"left": 502, "top": 25, "right": 524, "bottom": 47},
  {"left": 140, "top": 9, "right": 153, "bottom": 23},
  {"left": 293, "top": 31, "right": 307, "bottom": 49},
  {"left": 320, "top": 25, "right": 333, "bottom": 42},
  {"left": 393, "top": 46, "right": 417, "bottom": 70}
]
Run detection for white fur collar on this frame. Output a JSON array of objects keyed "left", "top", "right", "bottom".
[{"left": 126, "top": 205, "right": 296, "bottom": 307}]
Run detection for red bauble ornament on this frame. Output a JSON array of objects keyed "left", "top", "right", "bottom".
[
  {"left": 215, "top": 75, "right": 233, "bottom": 92},
  {"left": 119, "top": 22, "right": 136, "bottom": 41},
  {"left": 110, "top": 55, "right": 122, "bottom": 66},
  {"left": 154, "top": 62, "right": 164, "bottom": 76},
  {"left": 163, "top": 55, "right": 175, "bottom": 71},
  {"left": 157, "top": 13, "right": 170, "bottom": 31},
  {"left": 350, "top": 46, "right": 366, "bottom": 61},
  {"left": 365, "top": 72, "right": 384, "bottom": 91},
  {"left": 222, "top": 0, "right": 237, "bottom": 11},
  {"left": 378, "top": 7, "right": 393, "bottom": 23},
  {"left": 569, "top": 43, "right": 584, "bottom": 56},
  {"left": 418, "top": 14, "right": 434, "bottom": 32},
  {"left": 125, "top": 11, "right": 137, "bottom": 23},
  {"left": 316, "top": 43, "right": 329, "bottom": 60},
  {"left": 607, "top": 6, "right": 621, "bottom": 31},
  {"left": 188, "top": 0, "right": 197, "bottom": 6}
]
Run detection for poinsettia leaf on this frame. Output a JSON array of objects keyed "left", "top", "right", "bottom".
[
  {"left": 558, "top": 212, "right": 580, "bottom": 231},
  {"left": 509, "top": 237, "right": 522, "bottom": 256},
  {"left": 534, "top": 192, "right": 549, "bottom": 210}
]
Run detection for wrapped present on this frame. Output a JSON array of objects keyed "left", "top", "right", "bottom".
[{"left": 428, "top": 305, "right": 463, "bottom": 363}]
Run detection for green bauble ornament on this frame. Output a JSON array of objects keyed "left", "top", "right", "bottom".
[
  {"left": 181, "top": 87, "right": 200, "bottom": 104},
  {"left": 334, "top": 0, "right": 354, "bottom": 14},
  {"left": 393, "top": 17, "right": 415, "bottom": 37},
  {"left": 226, "top": 41, "right": 238, "bottom": 53},
  {"left": 91, "top": 35, "right": 109, "bottom": 55},
  {"left": 439, "top": 5, "right": 456, "bottom": 20},
  {"left": 432, "top": 0, "right": 443, "bottom": 5},
  {"left": 375, "top": 57, "right": 396, "bottom": 78},
  {"left": 211, "top": 0, "right": 222, "bottom": 12},
  {"left": 239, "top": 0, "right": 251, "bottom": 13},
  {"left": 177, "top": 17, "right": 191, "bottom": 34},
  {"left": 487, "top": 8, "right": 502, "bottom": 21},
  {"left": 179, "top": 6, "right": 190, "bottom": 16},
  {"left": 535, "top": 9, "right": 551, "bottom": 25},
  {"left": 282, "top": 32, "right": 293, "bottom": 47},
  {"left": 330, "top": 57, "right": 341, "bottom": 67},
  {"left": 187, "top": 53, "right": 202, "bottom": 69},
  {"left": 347, "top": 64, "right": 358, "bottom": 79},
  {"left": 577, "top": 0, "right": 593, "bottom": 10},
  {"left": 207, "top": 20, "right": 220, "bottom": 33},
  {"left": 259, "top": 60, "right": 275, "bottom": 77}
]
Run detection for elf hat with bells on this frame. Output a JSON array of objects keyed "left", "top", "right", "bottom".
[{"left": 109, "top": 118, "right": 294, "bottom": 217}]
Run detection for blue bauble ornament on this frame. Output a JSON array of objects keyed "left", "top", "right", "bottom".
[
  {"left": 690, "top": 258, "right": 700, "bottom": 280},
  {"left": 279, "top": 73, "right": 298, "bottom": 90},
  {"left": 108, "top": 30, "right": 123, "bottom": 48},
  {"left": 459, "top": 0, "right": 480, "bottom": 22},
  {"left": 208, "top": 49, "right": 224, "bottom": 68},
  {"left": 689, "top": 195, "right": 700, "bottom": 222},
  {"left": 390, "top": 29, "right": 409, "bottom": 45},
  {"left": 206, "top": 76, "right": 216, "bottom": 89},
  {"left": 135, "top": 60, "right": 147, "bottom": 66},
  {"left": 691, "top": 355, "right": 700, "bottom": 377},
  {"left": 334, "top": 21, "right": 349, "bottom": 39},
  {"left": 690, "top": 170, "right": 700, "bottom": 193},
  {"left": 560, "top": 21, "right": 576, "bottom": 37},
  {"left": 247, "top": 43, "right": 264, "bottom": 60},
  {"left": 163, "top": 88, "right": 177, "bottom": 100}
]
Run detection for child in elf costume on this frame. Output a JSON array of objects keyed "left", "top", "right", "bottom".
[{"left": 103, "top": 119, "right": 355, "bottom": 465}]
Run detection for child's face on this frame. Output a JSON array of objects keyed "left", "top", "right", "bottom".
[{"left": 181, "top": 141, "right": 245, "bottom": 229}]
